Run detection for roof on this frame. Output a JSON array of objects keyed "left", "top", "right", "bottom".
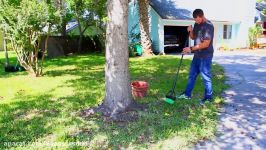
[
  {"left": 66, "top": 20, "right": 78, "bottom": 32},
  {"left": 256, "top": 2, "right": 266, "bottom": 11},
  {"left": 150, "top": 0, "right": 255, "bottom": 22},
  {"left": 150, "top": 0, "right": 192, "bottom": 20}
]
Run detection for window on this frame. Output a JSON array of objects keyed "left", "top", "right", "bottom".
[{"left": 223, "top": 25, "right": 232, "bottom": 39}]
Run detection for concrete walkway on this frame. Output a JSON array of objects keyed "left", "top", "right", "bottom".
[{"left": 194, "top": 50, "right": 266, "bottom": 150}]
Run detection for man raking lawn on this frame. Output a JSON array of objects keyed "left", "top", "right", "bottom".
[{"left": 164, "top": 9, "right": 215, "bottom": 105}]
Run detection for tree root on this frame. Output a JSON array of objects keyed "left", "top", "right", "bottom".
[{"left": 80, "top": 101, "right": 147, "bottom": 122}]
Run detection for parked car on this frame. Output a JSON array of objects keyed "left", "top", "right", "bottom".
[{"left": 164, "top": 34, "right": 183, "bottom": 53}]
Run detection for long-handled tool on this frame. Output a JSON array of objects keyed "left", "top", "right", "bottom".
[
  {"left": 164, "top": 54, "right": 184, "bottom": 104},
  {"left": 164, "top": 32, "right": 190, "bottom": 104}
]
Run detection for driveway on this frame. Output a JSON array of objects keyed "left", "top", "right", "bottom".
[{"left": 195, "top": 50, "right": 266, "bottom": 150}]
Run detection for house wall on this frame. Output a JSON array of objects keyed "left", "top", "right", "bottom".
[
  {"left": 158, "top": 20, "right": 245, "bottom": 51},
  {"left": 129, "top": 0, "right": 256, "bottom": 53},
  {"left": 212, "top": 0, "right": 256, "bottom": 48},
  {"left": 236, "top": 0, "right": 256, "bottom": 48},
  {"left": 128, "top": 2, "right": 140, "bottom": 41},
  {"left": 156, "top": 0, "right": 256, "bottom": 49},
  {"left": 214, "top": 20, "right": 253, "bottom": 49},
  {"left": 214, "top": 23, "right": 240, "bottom": 49},
  {"left": 128, "top": 2, "right": 162, "bottom": 53},
  {"left": 159, "top": 19, "right": 194, "bottom": 52},
  {"left": 0, "top": 31, "right": 3, "bottom": 51},
  {"left": 150, "top": 6, "right": 160, "bottom": 52}
]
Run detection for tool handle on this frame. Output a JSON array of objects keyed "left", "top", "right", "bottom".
[
  {"left": 171, "top": 54, "right": 184, "bottom": 91},
  {"left": 171, "top": 31, "right": 190, "bottom": 91}
]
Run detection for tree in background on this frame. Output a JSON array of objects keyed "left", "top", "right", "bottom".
[
  {"left": 138, "top": 0, "right": 153, "bottom": 55},
  {"left": 3, "top": 29, "right": 9, "bottom": 67},
  {"left": 0, "top": 0, "right": 60, "bottom": 76},
  {"left": 53, "top": 0, "right": 72, "bottom": 37},
  {"left": 66, "top": 0, "right": 107, "bottom": 53},
  {"left": 248, "top": 24, "right": 263, "bottom": 48}
]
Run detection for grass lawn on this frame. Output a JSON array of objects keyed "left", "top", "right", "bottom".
[{"left": 0, "top": 51, "right": 227, "bottom": 149}]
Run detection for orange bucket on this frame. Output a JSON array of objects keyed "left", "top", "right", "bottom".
[{"left": 131, "top": 81, "right": 149, "bottom": 98}]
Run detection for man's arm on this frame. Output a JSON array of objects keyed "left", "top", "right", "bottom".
[
  {"left": 191, "top": 26, "right": 213, "bottom": 51},
  {"left": 191, "top": 39, "right": 211, "bottom": 51},
  {"left": 183, "top": 24, "right": 213, "bottom": 53},
  {"left": 189, "top": 31, "right": 196, "bottom": 40},
  {"left": 183, "top": 39, "right": 211, "bottom": 53}
]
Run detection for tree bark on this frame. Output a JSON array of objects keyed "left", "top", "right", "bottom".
[
  {"left": 77, "top": 17, "right": 83, "bottom": 53},
  {"left": 40, "top": 26, "right": 51, "bottom": 76},
  {"left": 102, "top": 0, "right": 134, "bottom": 117},
  {"left": 61, "top": 21, "right": 67, "bottom": 37},
  {"left": 78, "top": 34, "right": 83, "bottom": 53},
  {"left": 3, "top": 30, "right": 9, "bottom": 66},
  {"left": 59, "top": 0, "right": 67, "bottom": 37},
  {"left": 138, "top": 0, "right": 153, "bottom": 55}
]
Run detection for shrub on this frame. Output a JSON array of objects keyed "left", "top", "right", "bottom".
[{"left": 0, "top": 0, "right": 60, "bottom": 76}]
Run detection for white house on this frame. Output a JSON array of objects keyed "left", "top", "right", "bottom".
[{"left": 129, "top": 0, "right": 256, "bottom": 54}]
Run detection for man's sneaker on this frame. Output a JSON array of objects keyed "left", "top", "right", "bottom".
[
  {"left": 199, "top": 98, "right": 212, "bottom": 105},
  {"left": 177, "top": 93, "right": 191, "bottom": 100}
]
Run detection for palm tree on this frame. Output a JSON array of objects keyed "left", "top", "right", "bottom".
[{"left": 138, "top": 0, "right": 153, "bottom": 55}]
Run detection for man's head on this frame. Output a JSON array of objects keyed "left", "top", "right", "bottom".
[{"left": 193, "top": 9, "right": 205, "bottom": 24}]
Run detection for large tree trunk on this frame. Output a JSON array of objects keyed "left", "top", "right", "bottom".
[
  {"left": 101, "top": 0, "right": 134, "bottom": 117},
  {"left": 138, "top": 0, "right": 153, "bottom": 56}
]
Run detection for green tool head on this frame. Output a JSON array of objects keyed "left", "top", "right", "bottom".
[{"left": 164, "top": 97, "right": 175, "bottom": 104}]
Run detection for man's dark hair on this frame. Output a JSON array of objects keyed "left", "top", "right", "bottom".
[{"left": 193, "top": 9, "right": 204, "bottom": 18}]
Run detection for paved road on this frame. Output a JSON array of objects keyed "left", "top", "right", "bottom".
[{"left": 194, "top": 51, "right": 266, "bottom": 150}]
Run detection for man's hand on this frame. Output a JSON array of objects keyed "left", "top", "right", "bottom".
[
  {"left": 187, "top": 25, "right": 195, "bottom": 39},
  {"left": 182, "top": 47, "right": 191, "bottom": 54},
  {"left": 187, "top": 25, "right": 193, "bottom": 33}
]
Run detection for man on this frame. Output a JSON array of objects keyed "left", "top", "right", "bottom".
[{"left": 178, "top": 9, "right": 214, "bottom": 105}]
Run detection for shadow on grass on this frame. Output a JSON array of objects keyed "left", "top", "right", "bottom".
[
  {"left": 0, "top": 53, "right": 106, "bottom": 149},
  {"left": 0, "top": 53, "right": 28, "bottom": 78},
  {"left": 0, "top": 94, "right": 59, "bottom": 148},
  {"left": 0, "top": 54, "right": 227, "bottom": 149},
  {"left": 0, "top": 87, "right": 104, "bottom": 149},
  {"left": 58, "top": 55, "right": 227, "bottom": 149}
]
